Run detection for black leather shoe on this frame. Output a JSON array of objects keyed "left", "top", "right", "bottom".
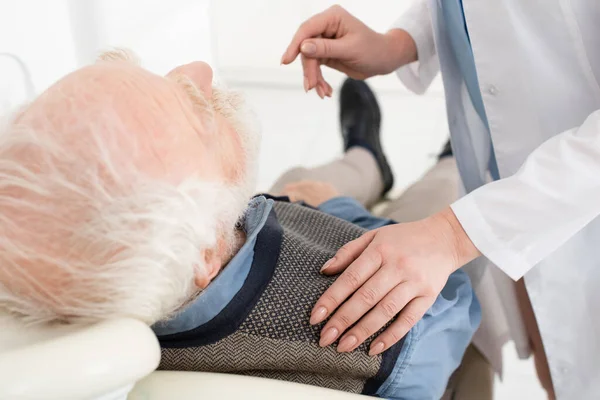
[{"left": 340, "top": 78, "right": 394, "bottom": 195}]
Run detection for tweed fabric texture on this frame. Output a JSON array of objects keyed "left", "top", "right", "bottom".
[{"left": 160, "top": 202, "right": 390, "bottom": 393}]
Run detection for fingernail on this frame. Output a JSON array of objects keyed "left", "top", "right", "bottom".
[
  {"left": 310, "top": 306, "right": 327, "bottom": 325},
  {"left": 319, "top": 327, "right": 339, "bottom": 347},
  {"left": 304, "top": 77, "right": 309, "bottom": 92},
  {"left": 280, "top": 53, "right": 286, "bottom": 65},
  {"left": 320, "top": 258, "right": 335, "bottom": 273},
  {"left": 337, "top": 335, "right": 358, "bottom": 353},
  {"left": 301, "top": 42, "right": 316, "bottom": 56},
  {"left": 369, "top": 342, "right": 385, "bottom": 356},
  {"left": 316, "top": 86, "right": 324, "bottom": 99}
]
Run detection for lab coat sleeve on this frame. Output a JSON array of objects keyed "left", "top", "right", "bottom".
[
  {"left": 451, "top": 110, "right": 600, "bottom": 280},
  {"left": 390, "top": 0, "right": 439, "bottom": 94}
]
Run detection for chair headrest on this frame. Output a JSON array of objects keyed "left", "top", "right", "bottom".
[{"left": 0, "top": 316, "right": 160, "bottom": 400}]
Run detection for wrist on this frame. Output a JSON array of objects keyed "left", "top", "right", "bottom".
[
  {"left": 381, "top": 29, "right": 418, "bottom": 73},
  {"left": 430, "top": 207, "right": 482, "bottom": 272}
]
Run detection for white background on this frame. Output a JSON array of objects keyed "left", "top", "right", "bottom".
[{"left": 0, "top": 1, "right": 543, "bottom": 398}]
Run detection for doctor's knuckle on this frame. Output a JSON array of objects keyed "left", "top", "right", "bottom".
[
  {"left": 321, "top": 292, "right": 339, "bottom": 308},
  {"left": 411, "top": 269, "right": 428, "bottom": 286},
  {"left": 356, "top": 323, "right": 372, "bottom": 339},
  {"left": 400, "top": 312, "right": 418, "bottom": 328},
  {"left": 363, "top": 250, "right": 382, "bottom": 267},
  {"left": 299, "top": 20, "right": 313, "bottom": 34},
  {"left": 341, "top": 270, "right": 362, "bottom": 289},
  {"left": 358, "top": 287, "right": 379, "bottom": 306},
  {"left": 386, "top": 329, "right": 401, "bottom": 344},
  {"left": 336, "top": 313, "right": 353, "bottom": 329},
  {"left": 373, "top": 242, "right": 391, "bottom": 256},
  {"left": 337, "top": 243, "right": 353, "bottom": 259},
  {"left": 380, "top": 300, "right": 399, "bottom": 319}
]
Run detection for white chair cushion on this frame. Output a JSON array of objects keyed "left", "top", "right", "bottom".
[
  {"left": 0, "top": 316, "right": 160, "bottom": 400},
  {"left": 130, "top": 371, "right": 367, "bottom": 400}
]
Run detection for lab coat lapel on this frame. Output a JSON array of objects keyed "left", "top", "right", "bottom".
[
  {"left": 427, "top": 0, "right": 515, "bottom": 375},
  {"left": 428, "top": 0, "right": 488, "bottom": 194}
]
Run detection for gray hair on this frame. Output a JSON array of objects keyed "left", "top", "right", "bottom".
[{"left": 0, "top": 95, "right": 248, "bottom": 327}]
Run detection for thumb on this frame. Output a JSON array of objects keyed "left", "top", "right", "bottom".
[{"left": 300, "top": 38, "right": 348, "bottom": 60}]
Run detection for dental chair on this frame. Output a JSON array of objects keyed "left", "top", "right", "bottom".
[{"left": 0, "top": 315, "right": 364, "bottom": 400}]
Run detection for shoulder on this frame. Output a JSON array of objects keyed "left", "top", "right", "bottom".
[{"left": 272, "top": 199, "right": 367, "bottom": 242}]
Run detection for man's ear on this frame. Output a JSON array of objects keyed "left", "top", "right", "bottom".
[
  {"left": 166, "top": 61, "right": 213, "bottom": 99},
  {"left": 194, "top": 248, "right": 222, "bottom": 289}
]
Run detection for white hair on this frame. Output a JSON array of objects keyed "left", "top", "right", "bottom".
[{"left": 0, "top": 67, "right": 259, "bottom": 325}]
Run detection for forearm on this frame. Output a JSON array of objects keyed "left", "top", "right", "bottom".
[
  {"left": 382, "top": 29, "right": 418, "bottom": 70},
  {"left": 389, "top": 0, "right": 439, "bottom": 93},
  {"left": 452, "top": 110, "right": 600, "bottom": 279}
]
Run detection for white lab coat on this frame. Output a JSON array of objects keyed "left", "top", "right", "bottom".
[{"left": 394, "top": 1, "right": 600, "bottom": 399}]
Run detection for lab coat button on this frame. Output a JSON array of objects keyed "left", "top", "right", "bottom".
[{"left": 487, "top": 85, "right": 498, "bottom": 95}]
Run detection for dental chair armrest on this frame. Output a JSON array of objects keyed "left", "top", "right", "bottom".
[
  {"left": 0, "top": 318, "right": 160, "bottom": 400},
  {"left": 129, "top": 371, "right": 367, "bottom": 399}
]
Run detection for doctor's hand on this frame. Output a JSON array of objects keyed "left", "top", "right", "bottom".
[
  {"left": 310, "top": 207, "right": 481, "bottom": 355},
  {"left": 280, "top": 5, "right": 417, "bottom": 98}
]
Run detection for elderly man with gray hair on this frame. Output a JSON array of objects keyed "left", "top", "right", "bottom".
[{"left": 0, "top": 50, "right": 479, "bottom": 399}]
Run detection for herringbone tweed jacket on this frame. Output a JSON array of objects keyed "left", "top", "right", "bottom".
[{"left": 157, "top": 200, "right": 404, "bottom": 395}]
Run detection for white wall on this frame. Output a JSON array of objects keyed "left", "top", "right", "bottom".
[
  {"left": 0, "top": 1, "right": 78, "bottom": 96},
  {"left": 68, "top": 0, "right": 214, "bottom": 76},
  {"left": 0, "top": 0, "right": 434, "bottom": 97},
  {"left": 0, "top": 0, "right": 213, "bottom": 104}
]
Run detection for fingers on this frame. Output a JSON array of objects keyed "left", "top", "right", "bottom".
[
  {"left": 281, "top": 5, "right": 344, "bottom": 97},
  {"left": 301, "top": 54, "right": 321, "bottom": 94},
  {"left": 300, "top": 38, "right": 347, "bottom": 60},
  {"left": 281, "top": 7, "right": 343, "bottom": 65},
  {"left": 311, "top": 242, "right": 380, "bottom": 326},
  {"left": 315, "top": 65, "right": 333, "bottom": 98},
  {"left": 333, "top": 282, "right": 415, "bottom": 352},
  {"left": 324, "top": 80, "right": 333, "bottom": 97},
  {"left": 318, "top": 270, "right": 404, "bottom": 348},
  {"left": 320, "top": 230, "right": 377, "bottom": 275},
  {"left": 301, "top": 53, "right": 332, "bottom": 98},
  {"left": 369, "top": 297, "right": 432, "bottom": 355}
]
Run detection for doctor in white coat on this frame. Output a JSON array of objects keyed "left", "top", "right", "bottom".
[{"left": 282, "top": 1, "right": 600, "bottom": 399}]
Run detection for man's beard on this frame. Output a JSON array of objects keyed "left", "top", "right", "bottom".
[
  {"left": 208, "top": 84, "right": 261, "bottom": 259},
  {"left": 211, "top": 83, "right": 261, "bottom": 201}
]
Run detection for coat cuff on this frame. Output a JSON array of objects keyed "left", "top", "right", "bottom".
[
  {"left": 390, "top": 1, "right": 439, "bottom": 94},
  {"left": 451, "top": 196, "right": 532, "bottom": 280}
]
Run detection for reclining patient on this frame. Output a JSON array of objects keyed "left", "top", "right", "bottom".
[{"left": 0, "top": 50, "right": 479, "bottom": 400}]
